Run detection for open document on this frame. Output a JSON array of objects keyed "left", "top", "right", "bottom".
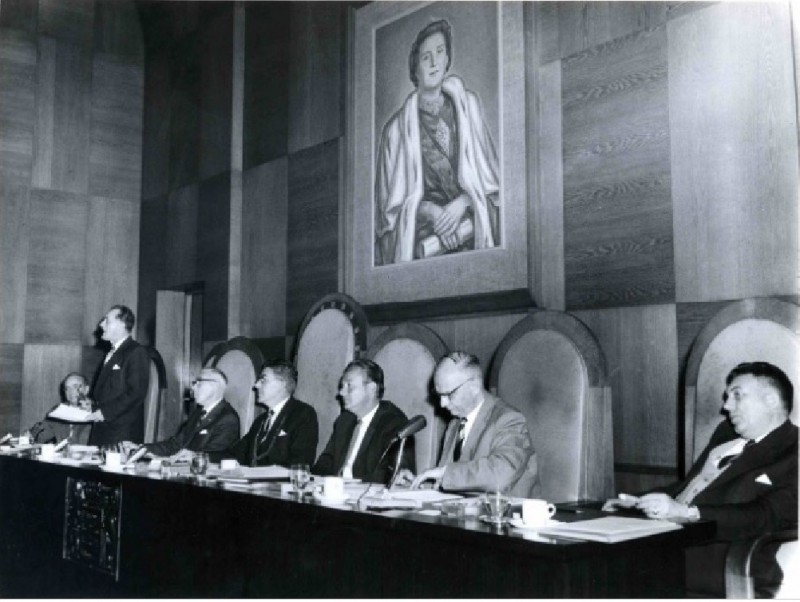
[
  {"left": 47, "top": 403, "right": 93, "bottom": 423},
  {"left": 536, "top": 516, "right": 682, "bottom": 543}
]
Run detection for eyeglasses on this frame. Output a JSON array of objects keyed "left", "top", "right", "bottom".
[
  {"left": 192, "top": 378, "right": 217, "bottom": 386},
  {"left": 436, "top": 377, "right": 475, "bottom": 399}
]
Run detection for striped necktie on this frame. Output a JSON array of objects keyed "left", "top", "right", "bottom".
[{"left": 453, "top": 418, "right": 468, "bottom": 462}]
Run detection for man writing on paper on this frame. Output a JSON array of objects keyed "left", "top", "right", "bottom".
[
  {"left": 226, "top": 360, "right": 318, "bottom": 467},
  {"left": 27, "top": 373, "right": 92, "bottom": 444},
  {"left": 87, "top": 305, "right": 151, "bottom": 446},
  {"left": 394, "top": 351, "right": 540, "bottom": 497},
  {"left": 123, "top": 368, "right": 239, "bottom": 461},
  {"left": 605, "top": 362, "right": 798, "bottom": 597},
  {"left": 313, "top": 359, "right": 414, "bottom": 484}
]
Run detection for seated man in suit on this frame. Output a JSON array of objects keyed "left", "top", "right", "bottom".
[
  {"left": 395, "top": 351, "right": 540, "bottom": 497},
  {"left": 27, "top": 373, "right": 92, "bottom": 444},
  {"left": 125, "top": 367, "right": 239, "bottom": 460},
  {"left": 605, "top": 362, "right": 798, "bottom": 597},
  {"left": 227, "top": 359, "right": 318, "bottom": 467},
  {"left": 313, "top": 359, "right": 415, "bottom": 484}
]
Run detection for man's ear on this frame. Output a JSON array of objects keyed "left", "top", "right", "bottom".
[{"left": 762, "top": 387, "right": 782, "bottom": 411}]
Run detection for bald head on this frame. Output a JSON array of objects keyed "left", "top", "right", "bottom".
[{"left": 191, "top": 368, "right": 227, "bottom": 408}]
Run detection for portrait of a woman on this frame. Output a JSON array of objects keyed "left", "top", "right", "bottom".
[{"left": 374, "top": 19, "right": 500, "bottom": 266}]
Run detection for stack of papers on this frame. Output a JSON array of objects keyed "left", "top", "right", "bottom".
[
  {"left": 537, "top": 516, "right": 682, "bottom": 543},
  {"left": 359, "top": 489, "right": 462, "bottom": 511},
  {"left": 211, "top": 465, "right": 290, "bottom": 483},
  {"left": 47, "top": 404, "right": 92, "bottom": 423}
]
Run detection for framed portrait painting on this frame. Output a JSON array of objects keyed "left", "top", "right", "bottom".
[{"left": 344, "top": 1, "right": 528, "bottom": 310}]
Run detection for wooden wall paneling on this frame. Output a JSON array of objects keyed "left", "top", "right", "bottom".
[
  {"left": 164, "top": 184, "right": 198, "bottom": 289},
  {"left": 25, "top": 189, "right": 88, "bottom": 343},
  {"left": 33, "top": 37, "right": 92, "bottom": 194},
  {"left": 243, "top": 1, "right": 289, "bottom": 169},
  {"left": 286, "top": 139, "right": 339, "bottom": 335},
  {"left": 0, "top": 182, "right": 30, "bottom": 344},
  {"left": 155, "top": 290, "right": 189, "bottom": 440},
  {"left": 562, "top": 26, "right": 674, "bottom": 309},
  {"left": 141, "top": 46, "right": 171, "bottom": 200},
  {"left": 0, "top": 344, "right": 24, "bottom": 435},
  {"left": 669, "top": 2, "right": 799, "bottom": 303},
  {"left": 0, "top": 0, "right": 38, "bottom": 32},
  {"left": 556, "top": 2, "right": 667, "bottom": 60},
  {"left": 288, "top": 1, "right": 343, "bottom": 153},
  {"left": 197, "top": 172, "right": 231, "bottom": 343},
  {"left": 83, "top": 196, "right": 140, "bottom": 346},
  {"left": 675, "top": 300, "right": 731, "bottom": 376},
  {"left": 574, "top": 304, "right": 679, "bottom": 469},
  {"left": 92, "top": 0, "right": 143, "bottom": 60},
  {"left": 89, "top": 54, "right": 143, "bottom": 200},
  {"left": 80, "top": 344, "right": 105, "bottom": 389},
  {"left": 0, "top": 28, "right": 36, "bottom": 187},
  {"left": 37, "top": 0, "right": 94, "bottom": 46},
  {"left": 241, "top": 158, "right": 288, "bottom": 338},
  {"left": 168, "top": 33, "right": 200, "bottom": 192},
  {"left": 20, "top": 343, "right": 82, "bottom": 436},
  {"left": 533, "top": 1, "right": 560, "bottom": 66},
  {"left": 137, "top": 196, "right": 167, "bottom": 346},
  {"left": 198, "top": 3, "right": 233, "bottom": 181}
]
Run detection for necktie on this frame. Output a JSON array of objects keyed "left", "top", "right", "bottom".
[
  {"left": 453, "top": 418, "right": 468, "bottom": 462},
  {"left": 717, "top": 439, "right": 755, "bottom": 470},
  {"left": 340, "top": 419, "right": 363, "bottom": 477},
  {"left": 258, "top": 410, "right": 275, "bottom": 445}
]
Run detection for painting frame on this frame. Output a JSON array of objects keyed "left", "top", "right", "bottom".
[{"left": 344, "top": 1, "right": 529, "bottom": 311}]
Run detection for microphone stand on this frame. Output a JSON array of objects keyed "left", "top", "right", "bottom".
[{"left": 388, "top": 437, "right": 407, "bottom": 489}]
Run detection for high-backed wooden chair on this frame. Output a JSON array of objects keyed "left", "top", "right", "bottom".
[
  {"left": 683, "top": 297, "right": 799, "bottom": 598},
  {"left": 366, "top": 322, "right": 449, "bottom": 471},
  {"left": 489, "top": 310, "right": 614, "bottom": 503},
  {"left": 293, "top": 294, "right": 369, "bottom": 458},
  {"left": 143, "top": 346, "right": 167, "bottom": 443},
  {"left": 206, "top": 336, "right": 264, "bottom": 437}
]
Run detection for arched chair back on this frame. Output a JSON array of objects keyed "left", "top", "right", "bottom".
[
  {"left": 366, "top": 322, "right": 449, "bottom": 470},
  {"left": 203, "top": 342, "right": 226, "bottom": 367},
  {"left": 293, "top": 294, "right": 369, "bottom": 458},
  {"left": 684, "top": 298, "right": 799, "bottom": 472},
  {"left": 489, "top": 311, "right": 614, "bottom": 503},
  {"left": 144, "top": 346, "right": 167, "bottom": 443},
  {"left": 209, "top": 337, "right": 264, "bottom": 437}
]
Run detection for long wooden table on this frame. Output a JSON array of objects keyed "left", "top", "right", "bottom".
[{"left": 0, "top": 454, "right": 713, "bottom": 597}]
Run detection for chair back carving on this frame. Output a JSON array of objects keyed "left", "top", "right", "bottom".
[
  {"left": 367, "top": 322, "right": 449, "bottom": 470},
  {"left": 489, "top": 311, "right": 614, "bottom": 503},
  {"left": 209, "top": 337, "right": 264, "bottom": 437},
  {"left": 293, "top": 294, "right": 369, "bottom": 458},
  {"left": 684, "top": 298, "right": 799, "bottom": 473},
  {"left": 144, "top": 347, "right": 167, "bottom": 443}
]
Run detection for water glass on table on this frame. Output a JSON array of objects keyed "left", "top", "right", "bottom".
[
  {"left": 482, "top": 490, "right": 510, "bottom": 524},
  {"left": 291, "top": 464, "right": 311, "bottom": 497},
  {"left": 190, "top": 452, "right": 209, "bottom": 476}
]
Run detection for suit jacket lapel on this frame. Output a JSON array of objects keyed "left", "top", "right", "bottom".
[
  {"left": 438, "top": 420, "right": 459, "bottom": 466},
  {"left": 462, "top": 396, "right": 496, "bottom": 461},
  {"left": 95, "top": 337, "right": 133, "bottom": 392},
  {"left": 354, "top": 403, "right": 384, "bottom": 469},
  {"left": 256, "top": 398, "right": 294, "bottom": 461},
  {"left": 184, "top": 405, "right": 207, "bottom": 446}
]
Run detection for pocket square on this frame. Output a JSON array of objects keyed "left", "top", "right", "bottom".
[
  {"left": 755, "top": 473, "right": 772, "bottom": 485},
  {"left": 278, "top": 430, "right": 288, "bottom": 437},
  {"left": 112, "top": 364, "right": 121, "bottom": 370},
  {"left": 199, "top": 429, "right": 208, "bottom": 435}
]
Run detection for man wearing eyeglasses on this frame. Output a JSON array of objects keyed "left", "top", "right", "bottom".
[
  {"left": 226, "top": 359, "right": 318, "bottom": 467},
  {"left": 395, "top": 351, "right": 540, "bottom": 496},
  {"left": 127, "top": 367, "right": 240, "bottom": 460}
]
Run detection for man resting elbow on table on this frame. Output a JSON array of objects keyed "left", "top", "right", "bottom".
[{"left": 394, "top": 351, "right": 540, "bottom": 497}]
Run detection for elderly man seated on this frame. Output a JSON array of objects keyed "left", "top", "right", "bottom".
[
  {"left": 27, "top": 373, "right": 92, "bottom": 444},
  {"left": 604, "top": 362, "right": 798, "bottom": 597}
]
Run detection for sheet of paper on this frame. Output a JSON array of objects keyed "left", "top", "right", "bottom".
[
  {"left": 385, "top": 489, "right": 464, "bottom": 503},
  {"left": 47, "top": 403, "right": 93, "bottom": 423},
  {"left": 537, "top": 516, "right": 682, "bottom": 543}
]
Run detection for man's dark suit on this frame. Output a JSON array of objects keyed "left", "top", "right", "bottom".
[
  {"left": 88, "top": 337, "right": 151, "bottom": 446},
  {"left": 658, "top": 419, "right": 798, "bottom": 597},
  {"left": 145, "top": 400, "right": 240, "bottom": 458},
  {"left": 228, "top": 397, "right": 318, "bottom": 467},
  {"left": 312, "top": 400, "right": 415, "bottom": 484}
]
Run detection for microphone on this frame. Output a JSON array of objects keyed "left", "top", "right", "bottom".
[{"left": 394, "top": 415, "right": 427, "bottom": 442}]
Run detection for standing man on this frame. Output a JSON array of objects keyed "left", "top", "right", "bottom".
[
  {"left": 313, "top": 359, "right": 415, "bottom": 484},
  {"left": 396, "top": 351, "right": 539, "bottom": 497},
  {"left": 227, "top": 360, "right": 318, "bottom": 467},
  {"left": 139, "top": 368, "right": 240, "bottom": 459},
  {"left": 605, "top": 362, "right": 798, "bottom": 597},
  {"left": 87, "top": 305, "right": 151, "bottom": 446}
]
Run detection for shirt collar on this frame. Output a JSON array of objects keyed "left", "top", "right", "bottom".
[{"left": 268, "top": 396, "right": 291, "bottom": 418}]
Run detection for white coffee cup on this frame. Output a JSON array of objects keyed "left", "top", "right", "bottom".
[
  {"left": 323, "top": 476, "right": 344, "bottom": 499},
  {"left": 40, "top": 443, "right": 56, "bottom": 459},
  {"left": 104, "top": 451, "right": 122, "bottom": 468},
  {"left": 522, "top": 499, "right": 556, "bottom": 527},
  {"left": 220, "top": 459, "right": 239, "bottom": 471},
  {"left": 18, "top": 435, "right": 30, "bottom": 446}
]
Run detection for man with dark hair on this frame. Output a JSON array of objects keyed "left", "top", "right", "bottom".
[
  {"left": 27, "top": 373, "right": 92, "bottom": 444},
  {"left": 313, "top": 359, "right": 415, "bottom": 484},
  {"left": 87, "top": 305, "right": 151, "bottom": 446},
  {"left": 605, "top": 361, "right": 798, "bottom": 597},
  {"left": 227, "top": 360, "right": 318, "bottom": 467},
  {"left": 396, "top": 351, "right": 540, "bottom": 497}
]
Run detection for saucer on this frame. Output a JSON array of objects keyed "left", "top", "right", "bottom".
[
  {"left": 99, "top": 464, "right": 125, "bottom": 472},
  {"left": 479, "top": 515, "right": 509, "bottom": 525},
  {"left": 313, "top": 491, "right": 350, "bottom": 505},
  {"left": 508, "top": 517, "right": 560, "bottom": 531}
]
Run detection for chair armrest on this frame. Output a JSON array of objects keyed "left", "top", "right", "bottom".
[{"left": 725, "top": 529, "right": 798, "bottom": 598}]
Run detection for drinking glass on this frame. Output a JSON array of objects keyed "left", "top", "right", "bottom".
[
  {"left": 190, "top": 452, "right": 209, "bottom": 476},
  {"left": 482, "top": 491, "right": 510, "bottom": 524},
  {"left": 291, "top": 464, "right": 311, "bottom": 497}
]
